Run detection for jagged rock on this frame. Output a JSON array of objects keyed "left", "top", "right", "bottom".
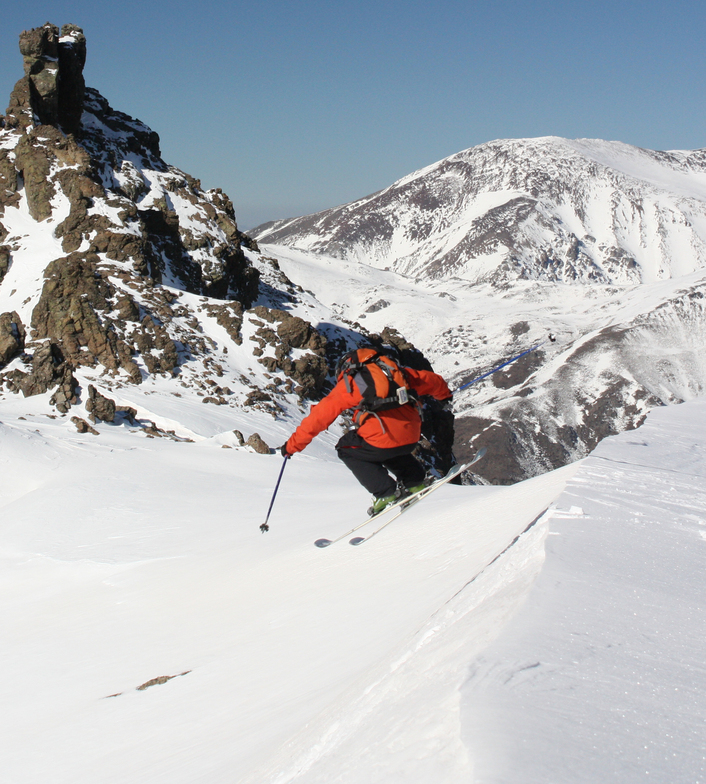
[
  {"left": 4, "top": 23, "right": 86, "bottom": 133},
  {"left": 115, "top": 294, "right": 140, "bottom": 321},
  {"left": 203, "top": 301, "right": 244, "bottom": 345},
  {"left": 233, "top": 430, "right": 245, "bottom": 446},
  {"left": 245, "top": 433, "right": 271, "bottom": 454},
  {"left": 13, "top": 129, "right": 55, "bottom": 221},
  {"left": 31, "top": 252, "right": 119, "bottom": 368},
  {"left": 247, "top": 306, "right": 330, "bottom": 399},
  {"left": 116, "top": 404, "right": 138, "bottom": 423},
  {"left": 29, "top": 253, "right": 141, "bottom": 383},
  {"left": 71, "top": 416, "right": 99, "bottom": 435},
  {"left": 375, "top": 327, "right": 433, "bottom": 371},
  {"left": 276, "top": 313, "right": 326, "bottom": 352},
  {"left": 4, "top": 74, "right": 34, "bottom": 131},
  {"left": 245, "top": 390, "right": 271, "bottom": 403},
  {"left": 3, "top": 22, "right": 261, "bottom": 309},
  {"left": 85, "top": 384, "right": 116, "bottom": 423},
  {"left": 138, "top": 315, "right": 179, "bottom": 375},
  {"left": 56, "top": 24, "right": 86, "bottom": 134},
  {"left": 12, "top": 342, "right": 68, "bottom": 398},
  {"left": 239, "top": 232, "right": 259, "bottom": 252},
  {"left": 0, "top": 311, "right": 25, "bottom": 365},
  {"left": 366, "top": 299, "right": 390, "bottom": 313},
  {"left": 18, "top": 23, "right": 61, "bottom": 126},
  {"left": 49, "top": 364, "right": 79, "bottom": 413},
  {"left": 290, "top": 354, "right": 329, "bottom": 397},
  {"left": 116, "top": 160, "right": 148, "bottom": 202},
  {"left": 250, "top": 305, "right": 277, "bottom": 324},
  {"left": 0, "top": 150, "right": 19, "bottom": 210}
]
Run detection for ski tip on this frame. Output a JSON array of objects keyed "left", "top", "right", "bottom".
[
  {"left": 475, "top": 446, "right": 487, "bottom": 460},
  {"left": 314, "top": 539, "right": 333, "bottom": 548},
  {"left": 349, "top": 537, "right": 365, "bottom": 546}
]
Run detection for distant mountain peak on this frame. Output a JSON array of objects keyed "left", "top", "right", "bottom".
[{"left": 252, "top": 136, "right": 706, "bottom": 288}]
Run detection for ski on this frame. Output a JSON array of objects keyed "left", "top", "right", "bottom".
[
  {"left": 314, "top": 447, "right": 487, "bottom": 548},
  {"left": 349, "top": 447, "right": 486, "bottom": 545}
]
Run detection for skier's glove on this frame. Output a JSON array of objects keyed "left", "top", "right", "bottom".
[{"left": 279, "top": 443, "right": 292, "bottom": 458}]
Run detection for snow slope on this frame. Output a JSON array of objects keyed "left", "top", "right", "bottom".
[
  {"left": 462, "top": 400, "right": 706, "bottom": 784},
  {"left": 1, "top": 393, "right": 703, "bottom": 782}
]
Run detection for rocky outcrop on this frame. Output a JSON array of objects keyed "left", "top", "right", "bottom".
[
  {"left": 0, "top": 311, "right": 25, "bottom": 366},
  {"left": 0, "top": 150, "right": 19, "bottom": 212},
  {"left": 4, "top": 23, "right": 86, "bottom": 133},
  {"left": 0, "top": 246, "right": 9, "bottom": 283},
  {"left": 1, "top": 341, "right": 78, "bottom": 413},
  {"left": 248, "top": 306, "right": 329, "bottom": 399},
  {"left": 71, "top": 416, "right": 99, "bottom": 435},
  {"left": 49, "top": 363, "right": 79, "bottom": 413},
  {"left": 31, "top": 253, "right": 134, "bottom": 373},
  {"left": 202, "top": 301, "right": 244, "bottom": 345},
  {"left": 245, "top": 433, "right": 271, "bottom": 454},
  {"left": 0, "top": 22, "right": 261, "bottom": 395},
  {"left": 85, "top": 384, "right": 116, "bottom": 423}
]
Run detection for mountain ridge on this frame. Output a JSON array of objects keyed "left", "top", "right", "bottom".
[
  {"left": 0, "top": 23, "right": 455, "bottom": 477},
  {"left": 252, "top": 135, "right": 706, "bottom": 287}
]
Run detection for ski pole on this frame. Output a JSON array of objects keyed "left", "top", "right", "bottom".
[
  {"left": 456, "top": 334, "right": 556, "bottom": 392},
  {"left": 261, "top": 455, "right": 289, "bottom": 533}
]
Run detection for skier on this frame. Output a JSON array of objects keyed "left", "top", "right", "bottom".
[{"left": 280, "top": 345, "right": 453, "bottom": 516}]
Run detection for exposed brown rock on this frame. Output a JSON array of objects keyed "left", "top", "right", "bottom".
[
  {"left": 71, "top": 415, "right": 99, "bottom": 435},
  {"left": 85, "top": 384, "right": 116, "bottom": 422},
  {"left": 245, "top": 433, "right": 271, "bottom": 454},
  {"left": 138, "top": 315, "right": 179, "bottom": 375},
  {"left": 13, "top": 129, "right": 55, "bottom": 221},
  {"left": 31, "top": 252, "right": 118, "bottom": 368},
  {"left": 56, "top": 24, "right": 86, "bottom": 134},
  {"left": 6, "top": 342, "right": 73, "bottom": 403},
  {"left": 49, "top": 364, "right": 79, "bottom": 412},
  {"left": 0, "top": 150, "right": 18, "bottom": 209},
  {"left": 136, "top": 671, "right": 191, "bottom": 691},
  {"left": 115, "top": 295, "right": 140, "bottom": 322},
  {"left": 4, "top": 23, "right": 86, "bottom": 133},
  {"left": 18, "top": 23, "right": 60, "bottom": 126},
  {"left": 203, "top": 301, "right": 244, "bottom": 345},
  {"left": 0, "top": 311, "right": 25, "bottom": 365},
  {"left": 244, "top": 390, "right": 272, "bottom": 406},
  {"left": 246, "top": 306, "right": 330, "bottom": 399},
  {"left": 4, "top": 75, "right": 34, "bottom": 131}
]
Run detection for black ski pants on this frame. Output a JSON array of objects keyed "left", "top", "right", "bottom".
[{"left": 335, "top": 430, "right": 426, "bottom": 498}]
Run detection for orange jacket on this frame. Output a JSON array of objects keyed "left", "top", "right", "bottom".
[{"left": 286, "top": 367, "right": 451, "bottom": 454}]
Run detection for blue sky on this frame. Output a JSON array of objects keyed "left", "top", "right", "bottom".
[{"left": 1, "top": 0, "right": 704, "bottom": 228}]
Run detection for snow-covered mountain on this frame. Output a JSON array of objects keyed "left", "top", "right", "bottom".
[
  {"left": 2, "top": 21, "right": 706, "bottom": 489},
  {"left": 1, "top": 22, "right": 704, "bottom": 784},
  {"left": 252, "top": 139, "right": 706, "bottom": 482},
  {"left": 252, "top": 137, "right": 706, "bottom": 287},
  {"left": 0, "top": 22, "right": 453, "bottom": 476}
]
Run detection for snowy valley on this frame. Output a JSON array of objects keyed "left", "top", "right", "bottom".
[{"left": 0, "top": 21, "right": 705, "bottom": 784}]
